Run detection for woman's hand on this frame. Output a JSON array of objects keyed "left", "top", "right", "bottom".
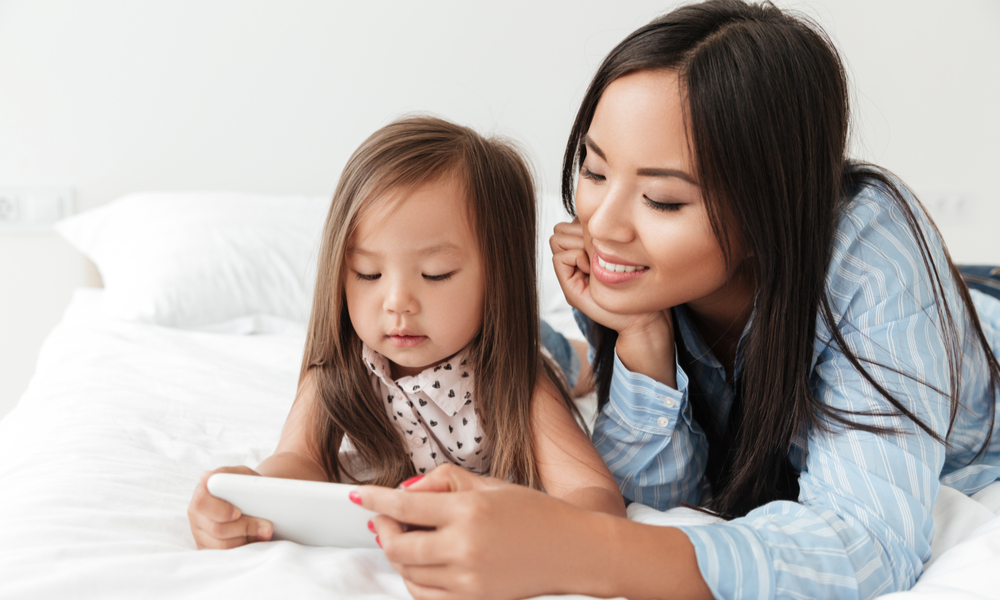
[
  {"left": 187, "top": 465, "right": 273, "bottom": 549},
  {"left": 550, "top": 220, "right": 672, "bottom": 338},
  {"left": 361, "top": 464, "right": 711, "bottom": 600},
  {"left": 360, "top": 464, "right": 611, "bottom": 600},
  {"left": 550, "top": 220, "right": 677, "bottom": 387}
]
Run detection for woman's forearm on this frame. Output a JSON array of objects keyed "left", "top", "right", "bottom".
[
  {"left": 559, "top": 485, "right": 627, "bottom": 518},
  {"left": 573, "top": 512, "right": 712, "bottom": 600},
  {"left": 615, "top": 326, "right": 678, "bottom": 389}
]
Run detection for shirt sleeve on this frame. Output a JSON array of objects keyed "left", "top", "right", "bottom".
[
  {"left": 591, "top": 347, "right": 709, "bottom": 509},
  {"left": 675, "top": 188, "right": 957, "bottom": 599}
]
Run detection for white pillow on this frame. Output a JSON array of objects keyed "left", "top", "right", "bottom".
[{"left": 56, "top": 191, "right": 330, "bottom": 328}]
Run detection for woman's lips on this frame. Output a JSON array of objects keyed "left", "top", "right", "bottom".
[
  {"left": 591, "top": 252, "right": 649, "bottom": 285},
  {"left": 389, "top": 335, "right": 427, "bottom": 348}
]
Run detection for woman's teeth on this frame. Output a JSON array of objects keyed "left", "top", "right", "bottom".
[{"left": 598, "top": 256, "right": 648, "bottom": 273}]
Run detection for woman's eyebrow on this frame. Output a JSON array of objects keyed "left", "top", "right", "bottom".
[
  {"left": 583, "top": 135, "right": 607, "bottom": 161},
  {"left": 636, "top": 166, "right": 697, "bottom": 185},
  {"left": 583, "top": 134, "right": 697, "bottom": 185}
]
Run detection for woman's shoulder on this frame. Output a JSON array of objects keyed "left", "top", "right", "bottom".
[
  {"left": 833, "top": 168, "right": 926, "bottom": 248},
  {"left": 821, "top": 167, "right": 960, "bottom": 331},
  {"left": 828, "top": 170, "right": 944, "bottom": 290}
]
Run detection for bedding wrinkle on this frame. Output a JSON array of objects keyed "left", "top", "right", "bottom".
[{"left": 0, "top": 290, "right": 427, "bottom": 599}]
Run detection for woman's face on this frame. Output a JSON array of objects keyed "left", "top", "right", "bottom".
[{"left": 576, "top": 69, "right": 743, "bottom": 319}]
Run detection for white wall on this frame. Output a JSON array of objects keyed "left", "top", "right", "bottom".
[{"left": 1, "top": 0, "right": 998, "bottom": 419}]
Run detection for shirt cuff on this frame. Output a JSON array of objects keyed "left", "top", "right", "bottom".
[
  {"left": 676, "top": 521, "right": 775, "bottom": 600},
  {"left": 604, "top": 348, "right": 690, "bottom": 434}
]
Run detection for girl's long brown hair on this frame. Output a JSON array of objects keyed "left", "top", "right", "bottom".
[
  {"left": 563, "top": 0, "right": 1000, "bottom": 519},
  {"left": 301, "top": 115, "right": 573, "bottom": 489}
]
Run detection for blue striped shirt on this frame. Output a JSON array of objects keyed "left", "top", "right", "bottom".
[{"left": 577, "top": 183, "right": 1000, "bottom": 599}]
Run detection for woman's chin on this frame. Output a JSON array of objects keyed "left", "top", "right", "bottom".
[{"left": 590, "top": 284, "right": 658, "bottom": 317}]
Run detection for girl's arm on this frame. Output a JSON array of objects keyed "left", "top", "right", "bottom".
[
  {"left": 255, "top": 369, "right": 330, "bottom": 482},
  {"left": 531, "top": 374, "right": 626, "bottom": 517},
  {"left": 188, "top": 369, "right": 329, "bottom": 548}
]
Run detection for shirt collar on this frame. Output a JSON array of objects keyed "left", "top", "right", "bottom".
[
  {"left": 674, "top": 305, "right": 721, "bottom": 369},
  {"left": 674, "top": 303, "right": 755, "bottom": 377},
  {"left": 362, "top": 344, "right": 474, "bottom": 417}
]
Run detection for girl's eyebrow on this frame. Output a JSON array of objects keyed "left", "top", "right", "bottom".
[
  {"left": 347, "top": 243, "right": 461, "bottom": 258},
  {"left": 583, "top": 134, "right": 697, "bottom": 185},
  {"left": 415, "top": 243, "right": 461, "bottom": 257}
]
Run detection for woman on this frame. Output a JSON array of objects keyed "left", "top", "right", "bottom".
[{"left": 356, "top": 1, "right": 1000, "bottom": 598}]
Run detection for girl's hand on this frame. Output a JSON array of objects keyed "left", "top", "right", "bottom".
[
  {"left": 187, "top": 465, "right": 273, "bottom": 549},
  {"left": 550, "top": 220, "right": 677, "bottom": 387},
  {"left": 361, "top": 464, "right": 607, "bottom": 600}
]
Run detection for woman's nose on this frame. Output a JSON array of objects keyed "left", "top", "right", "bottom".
[{"left": 585, "top": 185, "right": 634, "bottom": 244}]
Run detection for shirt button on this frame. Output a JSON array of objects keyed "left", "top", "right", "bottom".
[
  {"left": 663, "top": 397, "right": 675, "bottom": 408},
  {"left": 657, "top": 416, "right": 670, "bottom": 428}
]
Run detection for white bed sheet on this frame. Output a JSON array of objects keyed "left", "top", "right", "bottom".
[{"left": 2, "top": 289, "right": 1000, "bottom": 600}]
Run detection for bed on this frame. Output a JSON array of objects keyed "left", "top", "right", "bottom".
[{"left": 2, "top": 192, "right": 999, "bottom": 599}]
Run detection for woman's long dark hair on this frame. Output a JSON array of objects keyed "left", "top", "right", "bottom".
[{"left": 562, "top": 0, "right": 1000, "bottom": 519}]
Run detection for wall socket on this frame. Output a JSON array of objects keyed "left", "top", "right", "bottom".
[
  {"left": 0, "top": 186, "right": 74, "bottom": 232},
  {"left": 921, "top": 191, "right": 971, "bottom": 220}
]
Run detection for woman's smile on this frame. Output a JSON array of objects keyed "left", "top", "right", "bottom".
[{"left": 591, "top": 251, "right": 650, "bottom": 285}]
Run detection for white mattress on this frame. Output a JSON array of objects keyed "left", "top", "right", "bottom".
[{"left": 2, "top": 289, "right": 999, "bottom": 599}]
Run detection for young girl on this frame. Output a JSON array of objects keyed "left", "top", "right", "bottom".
[
  {"left": 356, "top": 2, "right": 1000, "bottom": 600},
  {"left": 187, "top": 116, "right": 625, "bottom": 549}
]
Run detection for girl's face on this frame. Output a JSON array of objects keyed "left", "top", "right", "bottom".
[
  {"left": 576, "top": 69, "right": 743, "bottom": 319},
  {"left": 344, "top": 176, "right": 485, "bottom": 379}
]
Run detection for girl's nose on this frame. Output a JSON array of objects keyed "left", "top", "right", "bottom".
[
  {"left": 383, "top": 283, "right": 418, "bottom": 315},
  {"left": 585, "top": 184, "right": 634, "bottom": 244}
]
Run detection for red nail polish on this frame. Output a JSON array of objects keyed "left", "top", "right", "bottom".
[
  {"left": 401, "top": 475, "right": 425, "bottom": 488},
  {"left": 349, "top": 490, "right": 362, "bottom": 506},
  {"left": 367, "top": 520, "right": 376, "bottom": 533},
  {"left": 376, "top": 535, "right": 381, "bottom": 548}
]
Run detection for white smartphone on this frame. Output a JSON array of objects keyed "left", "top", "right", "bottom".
[{"left": 206, "top": 473, "right": 379, "bottom": 548}]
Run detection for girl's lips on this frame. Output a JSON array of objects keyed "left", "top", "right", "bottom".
[
  {"left": 389, "top": 335, "right": 428, "bottom": 348},
  {"left": 591, "top": 252, "right": 650, "bottom": 285}
]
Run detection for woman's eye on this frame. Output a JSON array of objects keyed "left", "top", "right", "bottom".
[
  {"left": 644, "top": 197, "right": 683, "bottom": 212},
  {"left": 581, "top": 166, "right": 606, "bottom": 182},
  {"left": 423, "top": 272, "right": 453, "bottom": 282},
  {"left": 356, "top": 272, "right": 381, "bottom": 281}
]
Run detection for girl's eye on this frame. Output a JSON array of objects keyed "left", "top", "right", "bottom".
[
  {"left": 423, "top": 272, "right": 453, "bottom": 282},
  {"left": 356, "top": 272, "right": 381, "bottom": 281},
  {"left": 580, "top": 166, "right": 606, "bottom": 182},
  {"left": 644, "top": 197, "right": 683, "bottom": 212}
]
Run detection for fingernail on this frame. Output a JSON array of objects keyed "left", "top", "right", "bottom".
[
  {"left": 376, "top": 535, "right": 381, "bottom": 548},
  {"left": 400, "top": 475, "right": 425, "bottom": 488},
  {"left": 231, "top": 508, "right": 241, "bottom": 520},
  {"left": 349, "top": 490, "right": 362, "bottom": 506},
  {"left": 367, "top": 520, "right": 376, "bottom": 533},
  {"left": 258, "top": 526, "right": 270, "bottom": 540}
]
